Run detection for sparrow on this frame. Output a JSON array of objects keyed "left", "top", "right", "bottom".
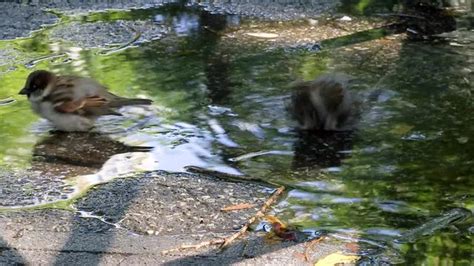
[
  {"left": 19, "top": 70, "right": 153, "bottom": 132},
  {"left": 288, "top": 73, "right": 354, "bottom": 131}
]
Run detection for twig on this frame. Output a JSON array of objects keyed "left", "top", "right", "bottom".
[
  {"left": 161, "top": 239, "right": 225, "bottom": 255},
  {"left": 304, "top": 236, "right": 325, "bottom": 262},
  {"left": 375, "top": 13, "right": 427, "bottom": 20},
  {"left": 229, "top": 150, "right": 294, "bottom": 162},
  {"left": 160, "top": 186, "right": 286, "bottom": 255},
  {"left": 202, "top": 26, "right": 228, "bottom": 37},
  {"left": 99, "top": 28, "right": 142, "bottom": 55},
  {"left": 220, "top": 186, "right": 285, "bottom": 248},
  {"left": 221, "top": 203, "right": 257, "bottom": 212},
  {"left": 25, "top": 53, "right": 67, "bottom": 68},
  {"left": 0, "top": 97, "right": 15, "bottom": 106}
]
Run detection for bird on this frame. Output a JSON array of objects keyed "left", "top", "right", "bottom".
[
  {"left": 288, "top": 73, "right": 354, "bottom": 131},
  {"left": 19, "top": 70, "right": 153, "bottom": 132}
]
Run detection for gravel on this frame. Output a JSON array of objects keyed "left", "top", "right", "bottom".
[
  {"left": 50, "top": 20, "right": 169, "bottom": 49},
  {"left": 0, "top": 3, "right": 58, "bottom": 40}
]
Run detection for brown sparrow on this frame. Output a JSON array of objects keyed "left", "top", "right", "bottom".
[
  {"left": 288, "top": 73, "right": 353, "bottom": 131},
  {"left": 19, "top": 70, "right": 152, "bottom": 132}
]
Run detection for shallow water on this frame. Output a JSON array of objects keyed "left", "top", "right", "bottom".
[{"left": 0, "top": 2, "right": 473, "bottom": 264}]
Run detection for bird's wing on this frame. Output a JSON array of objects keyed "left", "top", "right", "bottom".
[
  {"left": 317, "top": 81, "right": 345, "bottom": 112},
  {"left": 53, "top": 96, "right": 106, "bottom": 112},
  {"left": 50, "top": 77, "right": 119, "bottom": 116}
]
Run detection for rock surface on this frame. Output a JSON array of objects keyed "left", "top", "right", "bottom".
[{"left": 0, "top": 171, "right": 346, "bottom": 265}]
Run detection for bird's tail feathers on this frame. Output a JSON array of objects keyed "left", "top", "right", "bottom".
[{"left": 109, "top": 98, "right": 153, "bottom": 107}]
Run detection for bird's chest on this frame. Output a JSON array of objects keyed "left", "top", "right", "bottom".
[{"left": 29, "top": 98, "right": 59, "bottom": 120}]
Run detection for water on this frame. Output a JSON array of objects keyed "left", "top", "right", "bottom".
[{"left": 0, "top": 2, "right": 473, "bottom": 264}]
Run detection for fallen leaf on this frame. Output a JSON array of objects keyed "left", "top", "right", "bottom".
[
  {"left": 344, "top": 242, "right": 360, "bottom": 253},
  {"left": 221, "top": 203, "right": 256, "bottom": 212},
  {"left": 245, "top": 32, "right": 279, "bottom": 38},
  {"left": 263, "top": 215, "right": 287, "bottom": 228},
  {"left": 314, "top": 252, "right": 360, "bottom": 266},
  {"left": 261, "top": 215, "right": 299, "bottom": 242},
  {"left": 272, "top": 222, "right": 297, "bottom": 241}
]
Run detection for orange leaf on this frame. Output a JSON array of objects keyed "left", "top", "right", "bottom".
[
  {"left": 263, "top": 215, "right": 287, "bottom": 229},
  {"left": 272, "top": 222, "right": 297, "bottom": 241},
  {"left": 345, "top": 242, "right": 360, "bottom": 253}
]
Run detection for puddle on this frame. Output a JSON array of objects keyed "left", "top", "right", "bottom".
[{"left": 0, "top": 1, "right": 473, "bottom": 264}]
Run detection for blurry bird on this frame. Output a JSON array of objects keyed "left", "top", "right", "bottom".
[
  {"left": 288, "top": 73, "right": 354, "bottom": 131},
  {"left": 19, "top": 70, "right": 152, "bottom": 132}
]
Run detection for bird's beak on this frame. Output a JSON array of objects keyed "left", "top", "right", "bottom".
[{"left": 19, "top": 87, "right": 30, "bottom": 95}]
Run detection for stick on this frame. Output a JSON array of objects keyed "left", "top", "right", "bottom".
[
  {"left": 220, "top": 186, "right": 285, "bottom": 248},
  {"left": 160, "top": 186, "right": 286, "bottom": 255},
  {"left": 304, "top": 236, "right": 325, "bottom": 262},
  {"left": 99, "top": 28, "right": 142, "bottom": 55},
  {"left": 375, "top": 13, "right": 427, "bottom": 20},
  {"left": 161, "top": 239, "right": 225, "bottom": 255},
  {"left": 0, "top": 98, "right": 15, "bottom": 106},
  {"left": 221, "top": 203, "right": 257, "bottom": 212},
  {"left": 229, "top": 150, "right": 294, "bottom": 162}
]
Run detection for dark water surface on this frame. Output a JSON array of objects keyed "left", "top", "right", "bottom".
[{"left": 0, "top": 2, "right": 473, "bottom": 264}]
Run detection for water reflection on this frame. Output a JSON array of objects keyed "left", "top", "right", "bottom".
[
  {"left": 173, "top": 13, "right": 200, "bottom": 36},
  {"left": 292, "top": 130, "right": 354, "bottom": 170},
  {"left": 32, "top": 131, "right": 152, "bottom": 175}
]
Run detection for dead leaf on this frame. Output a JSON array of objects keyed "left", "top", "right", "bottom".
[
  {"left": 344, "top": 242, "right": 360, "bottom": 253},
  {"left": 263, "top": 215, "right": 299, "bottom": 241},
  {"left": 263, "top": 215, "right": 287, "bottom": 228},
  {"left": 221, "top": 203, "right": 256, "bottom": 212},
  {"left": 272, "top": 222, "right": 297, "bottom": 241},
  {"left": 245, "top": 32, "right": 279, "bottom": 38},
  {"left": 314, "top": 252, "right": 360, "bottom": 266}
]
